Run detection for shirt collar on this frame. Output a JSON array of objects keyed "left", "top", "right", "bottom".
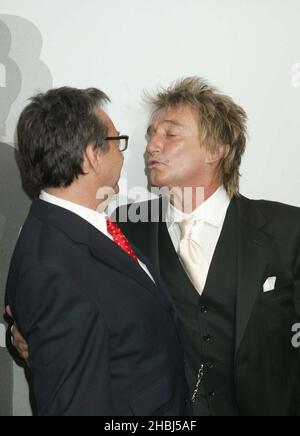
[
  {"left": 166, "top": 186, "right": 230, "bottom": 229},
  {"left": 39, "top": 190, "right": 109, "bottom": 236}
]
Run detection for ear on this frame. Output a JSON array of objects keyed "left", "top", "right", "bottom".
[
  {"left": 204, "top": 147, "right": 223, "bottom": 165},
  {"left": 83, "top": 143, "right": 100, "bottom": 174}
]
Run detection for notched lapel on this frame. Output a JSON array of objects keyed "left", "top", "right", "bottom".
[
  {"left": 118, "top": 202, "right": 178, "bottom": 320},
  {"left": 88, "top": 227, "right": 172, "bottom": 310},
  {"left": 33, "top": 199, "right": 165, "bottom": 307},
  {"left": 235, "top": 197, "right": 274, "bottom": 355}
]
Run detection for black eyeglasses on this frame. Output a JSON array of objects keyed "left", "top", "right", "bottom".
[{"left": 105, "top": 135, "right": 129, "bottom": 152}]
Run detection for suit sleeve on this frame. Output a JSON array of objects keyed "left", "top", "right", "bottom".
[{"left": 12, "top": 263, "right": 112, "bottom": 416}]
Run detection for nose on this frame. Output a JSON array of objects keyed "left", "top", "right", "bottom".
[{"left": 146, "top": 134, "right": 164, "bottom": 156}]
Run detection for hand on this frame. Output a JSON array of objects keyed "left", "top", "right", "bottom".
[{"left": 6, "top": 306, "right": 29, "bottom": 361}]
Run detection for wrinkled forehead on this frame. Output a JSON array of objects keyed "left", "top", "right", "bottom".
[{"left": 149, "top": 104, "right": 199, "bottom": 130}]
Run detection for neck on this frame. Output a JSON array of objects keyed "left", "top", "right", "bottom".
[
  {"left": 44, "top": 179, "right": 107, "bottom": 212},
  {"left": 168, "top": 181, "right": 222, "bottom": 213},
  {"left": 44, "top": 188, "right": 97, "bottom": 210}
]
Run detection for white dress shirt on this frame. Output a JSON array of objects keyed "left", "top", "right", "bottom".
[
  {"left": 39, "top": 191, "right": 155, "bottom": 282},
  {"left": 166, "top": 186, "right": 231, "bottom": 279}
]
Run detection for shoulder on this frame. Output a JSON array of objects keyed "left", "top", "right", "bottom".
[
  {"left": 15, "top": 206, "right": 81, "bottom": 276},
  {"left": 113, "top": 198, "right": 164, "bottom": 224},
  {"left": 115, "top": 197, "right": 162, "bottom": 213},
  {"left": 241, "top": 195, "right": 300, "bottom": 222},
  {"left": 237, "top": 195, "right": 300, "bottom": 243}
]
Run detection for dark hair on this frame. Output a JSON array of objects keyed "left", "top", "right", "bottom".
[{"left": 17, "top": 86, "right": 110, "bottom": 192}]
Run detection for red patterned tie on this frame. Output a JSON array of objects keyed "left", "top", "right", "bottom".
[{"left": 106, "top": 217, "right": 138, "bottom": 263}]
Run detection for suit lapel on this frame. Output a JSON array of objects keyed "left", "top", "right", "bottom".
[
  {"left": 31, "top": 199, "right": 168, "bottom": 308},
  {"left": 117, "top": 199, "right": 180, "bottom": 317},
  {"left": 87, "top": 222, "right": 175, "bottom": 312},
  {"left": 235, "top": 196, "right": 274, "bottom": 354},
  {"left": 88, "top": 228, "right": 159, "bottom": 294},
  {"left": 118, "top": 196, "right": 276, "bottom": 356},
  {"left": 124, "top": 219, "right": 161, "bottom": 275}
]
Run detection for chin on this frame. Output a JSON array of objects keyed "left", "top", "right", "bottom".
[{"left": 149, "top": 173, "right": 170, "bottom": 189}]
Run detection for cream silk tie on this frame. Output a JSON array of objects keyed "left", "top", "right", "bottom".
[{"left": 178, "top": 220, "right": 209, "bottom": 296}]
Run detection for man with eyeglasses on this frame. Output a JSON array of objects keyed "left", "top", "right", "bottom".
[
  {"left": 5, "top": 87, "right": 191, "bottom": 416},
  {"left": 10, "top": 77, "right": 300, "bottom": 417}
]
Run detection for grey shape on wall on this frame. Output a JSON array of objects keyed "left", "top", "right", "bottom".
[
  {"left": 0, "top": 15, "right": 53, "bottom": 416},
  {"left": 0, "top": 14, "right": 53, "bottom": 144},
  {"left": 0, "top": 20, "right": 22, "bottom": 141}
]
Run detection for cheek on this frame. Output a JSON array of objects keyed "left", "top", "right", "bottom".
[
  {"left": 169, "top": 153, "right": 191, "bottom": 172},
  {"left": 171, "top": 152, "right": 205, "bottom": 181},
  {"left": 180, "top": 146, "right": 205, "bottom": 165},
  {"left": 165, "top": 141, "right": 197, "bottom": 163},
  {"left": 114, "top": 150, "right": 123, "bottom": 166},
  {"left": 119, "top": 153, "right": 124, "bottom": 169}
]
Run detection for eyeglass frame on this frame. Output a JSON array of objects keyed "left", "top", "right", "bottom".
[{"left": 104, "top": 135, "right": 129, "bottom": 152}]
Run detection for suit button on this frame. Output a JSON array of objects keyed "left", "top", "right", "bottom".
[
  {"left": 200, "top": 305, "right": 208, "bottom": 314},
  {"left": 203, "top": 334, "right": 212, "bottom": 343},
  {"left": 206, "top": 361, "right": 214, "bottom": 369},
  {"left": 209, "top": 390, "right": 216, "bottom": 398}
]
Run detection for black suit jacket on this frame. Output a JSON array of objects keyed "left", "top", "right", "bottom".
[
  {"left": 116, "top": 195, "right": 300, "bottom": 416},
  {"left": 6, "top": 200, "right": 191, "bottom": 416}
]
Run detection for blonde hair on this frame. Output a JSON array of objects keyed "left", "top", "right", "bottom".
[{"left": 147, "top": 77, "right": 248, "bottom": 198}]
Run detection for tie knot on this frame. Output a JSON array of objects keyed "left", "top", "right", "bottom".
[{"left": 178, "top": 220, "right": 196, "bottom": 240}]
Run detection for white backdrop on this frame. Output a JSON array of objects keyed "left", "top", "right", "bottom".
[
  {"left": 1, "top": 0, "right": 300, "bottom": 205},
  {"left": 0, "top": 0, "right": 300, "bottom": 416}
]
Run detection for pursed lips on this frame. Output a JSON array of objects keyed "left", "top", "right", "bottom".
[{"left": 147, "top": 160, "right": 166, "bottom": 168}]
